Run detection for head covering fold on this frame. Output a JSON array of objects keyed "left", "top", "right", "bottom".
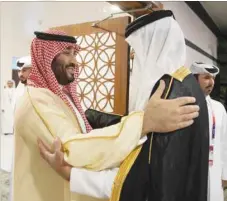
[
  {"left": 126, "top": 10, "right": 186, "bottom": 111},
  {"left": 16, "top": 56, "right": 32, "bottom": 70},
  {"left": 6, "top": 79, "right": 16, "bottom": 88},
  {"left": 190, "top": 62, "right": 219, "bottom": 77},
  {"left": 28, "top": 30, "right": 92, "bottom": 132}
]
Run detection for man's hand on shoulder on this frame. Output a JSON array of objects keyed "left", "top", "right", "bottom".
[
  {"left": 38, "top": 137, "right": 72, "bottom": 181},
  {"left": 222, "top": 180, "right": 227, "bottom": 189},
  {"left": 142, "top": 80, "right": 199, "bottom": 134}
]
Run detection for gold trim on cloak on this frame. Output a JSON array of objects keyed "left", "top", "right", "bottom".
[
  {"left": 171, "top": 66, "right": 191, "bottom": 82},
  {"left": 110, "top": 146, "right": 142, "bottom": 201},
  {"left": 86, "top": 109, "right": 124, "bottom": 117}
]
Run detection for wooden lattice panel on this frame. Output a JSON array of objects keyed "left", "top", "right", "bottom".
[{"left": 75, "top": 32, "right": 116, "bottom": 112}]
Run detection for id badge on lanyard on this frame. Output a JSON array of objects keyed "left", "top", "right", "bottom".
[{"left": 209, "top": 111, "right": 216, "bottom": 167}]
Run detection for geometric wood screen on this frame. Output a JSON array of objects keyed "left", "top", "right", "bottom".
[
  {"left": 51, "top": 16, "right": 131, "bottom": 115},
  {"left": 75, "top": 32, "right": 116, "bottom": 112}
]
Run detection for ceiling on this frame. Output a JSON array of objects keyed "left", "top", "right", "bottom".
[
  {"left": 110, "top": 1, "right": 227, "bottom": 38},
  {"left": 201, "top": 1, "right": 227, "bottom": 34},
  {"left": 108, "top": 1, "right": 163, "bottom": 17}
]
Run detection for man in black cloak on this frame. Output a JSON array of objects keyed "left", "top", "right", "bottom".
[{"left": 114, "top": 10, "right": 209, "bottom": 201}]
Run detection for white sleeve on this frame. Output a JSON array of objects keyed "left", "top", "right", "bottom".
[
  {"left": 70, "top": 167, "right": 119, "bottom": 199},
  {"left": 221, "top": 106, "right": 227, "bottom": 180}
]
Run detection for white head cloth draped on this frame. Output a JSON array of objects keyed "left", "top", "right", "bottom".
[
  {"left": 16, "top": 55, "right": 32, "bottom": 70},
  {"left": 6, "top": 79, "right": 16, "bottom": 88},
  {"left": 12, "top": 56, "right": 32, "bottom": 111},
  {"left": 126, "top": 10, "right": 186, "bottom": 112},
  {"left": 190, "top": 62, "right": 220, "bottom": 77}
]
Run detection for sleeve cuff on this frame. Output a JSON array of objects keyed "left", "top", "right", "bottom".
[
  {"left": 69, "top": 167, "right": 106, "bottom": 198},
  {"left": 69, "top": 168, "right": 78, "bottom": 193},
  {"left": 69, "top": 167, "right": 118, "bottom": 199}
]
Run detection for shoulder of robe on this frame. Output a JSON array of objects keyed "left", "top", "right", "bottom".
[
  {"left": 26, "top": 86, "right": 58, "bottom": 104},
  {"left": 26, "top": 86, "right": 52, "bottom": 96},
  {"left": 210, "top": 98, "right": 226, "bottom": 112},
  {"left": 170, "top": 66, "right": 191, "bottom": 82}
]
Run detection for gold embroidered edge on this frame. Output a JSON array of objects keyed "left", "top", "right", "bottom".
[
  {"left": 87, "top": 109, "right": 124, "bottom": 117},
  {"left": 171, "top": 66, "right": 191, "bottom": 82},
  {"left": 110, "top": 146, "right": 142, "bottom": 201}
]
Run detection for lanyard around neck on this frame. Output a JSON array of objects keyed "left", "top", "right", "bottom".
[
  {"left": 208, "top": 100, "right": 216, "bottom": 166},
  {"left": 211, "top": 111, "right": 216, "bottom": 141}
]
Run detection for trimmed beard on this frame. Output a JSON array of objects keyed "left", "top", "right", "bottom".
[{"left": 21, "top": 79, "right": 27, "bottom": 85}]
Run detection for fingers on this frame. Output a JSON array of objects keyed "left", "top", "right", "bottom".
[
  {"left": 179, "top": 105, "right": 200, "bottom": 115},
  {"left": 55, "top": 150, "right": 64, "bottom": 165},
  {"left": 180, "top": 112, "right": 199, "bottom": 122},
  {"left": 151, "top": 80, "right": 166, "bottom": 99},
  {"left": 53, "top": 138, "right": 64, "bottom": 164},
  {"left": 37, "top": 139, "right": 52, "bottom": 164},
  {"left": 176, "top": 120, "right": 194, "bottom": 130},
  {"left": 37, "top": 140, "right": 44, "bottom": 158},
  {"left": 174, "top": 96, "right": 196, "bottom": 106},
  {"left": 163, "top": 119, "right": 194, "bottom": 133},
  {"left": 53, "top": 138, "right": 62, "bottom": 152},
  {"left": 37, "top": 138, "right": 52, "bottom": 152}
]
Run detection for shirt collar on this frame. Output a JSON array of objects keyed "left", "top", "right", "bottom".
[{"left": 206, "top": 95, "right": 211, "bottom": 101}]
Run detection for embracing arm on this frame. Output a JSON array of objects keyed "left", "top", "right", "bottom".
[
  {"left": 26, "top": 87, "right": 144, "bottom": 171},
  {"left": 35, "top": 80, "right": 202, "bottom": 198},
  {"left": 27, "top": 80, "right": 199, "bottom": 171}
]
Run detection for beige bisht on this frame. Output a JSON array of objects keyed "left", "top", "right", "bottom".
[{"left": 12, "top": 87, "right": 144, "bottom": 201}]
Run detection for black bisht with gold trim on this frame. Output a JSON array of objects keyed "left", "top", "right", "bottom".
[{"left": 110, "top": 11, "right": 209, "bottom": 201}]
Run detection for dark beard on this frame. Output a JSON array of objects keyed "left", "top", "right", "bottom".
[
  {"left": 60, "top": 77, "right": 75, "bottom": 85},
  {"left": 21, "top": 80, "right": 27, "bottom": 85},
  {"left": 51, "top": 59, "right": 75, "bottom": 85}
]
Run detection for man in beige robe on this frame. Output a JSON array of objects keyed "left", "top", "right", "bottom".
[{"left": 13, "top": 30, "right": 200, "bottom": 201}]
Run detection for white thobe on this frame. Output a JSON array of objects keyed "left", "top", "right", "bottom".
[
  {"left": 206, "top": 96, "right": 227, "bottom": 201},
  {"left": 9, "top": 83, "right": 26, "bottom": 200},
  {"left": 1, "top": 88, "right": 15, "bottom": 171},
  {"left": 1, "top": 88, "right": 15, "bottom": 134},
  {"left": 9, "top": 84, "right": 26, "bottom": 170},
  {"left": 12, "top": 83, "right": 26, "bottom": 112}
]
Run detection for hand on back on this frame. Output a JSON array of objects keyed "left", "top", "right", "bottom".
[{"left": 142, "top": 80, "right": 199, "bottom": 134}]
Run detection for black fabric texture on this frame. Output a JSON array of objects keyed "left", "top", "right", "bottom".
[
  {"left": 85, "top": 109, "right": 122, "bottom": 129},
  {"left": 119, "top": 74, "right": 209, "bottom": 201}
]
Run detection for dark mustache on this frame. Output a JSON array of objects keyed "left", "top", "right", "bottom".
[
  {"left": 206, "top": 85, "right": 213, "bottom": 89},
  {"left": 66, "top": 63, "right": 75, "bottom": 68}
]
